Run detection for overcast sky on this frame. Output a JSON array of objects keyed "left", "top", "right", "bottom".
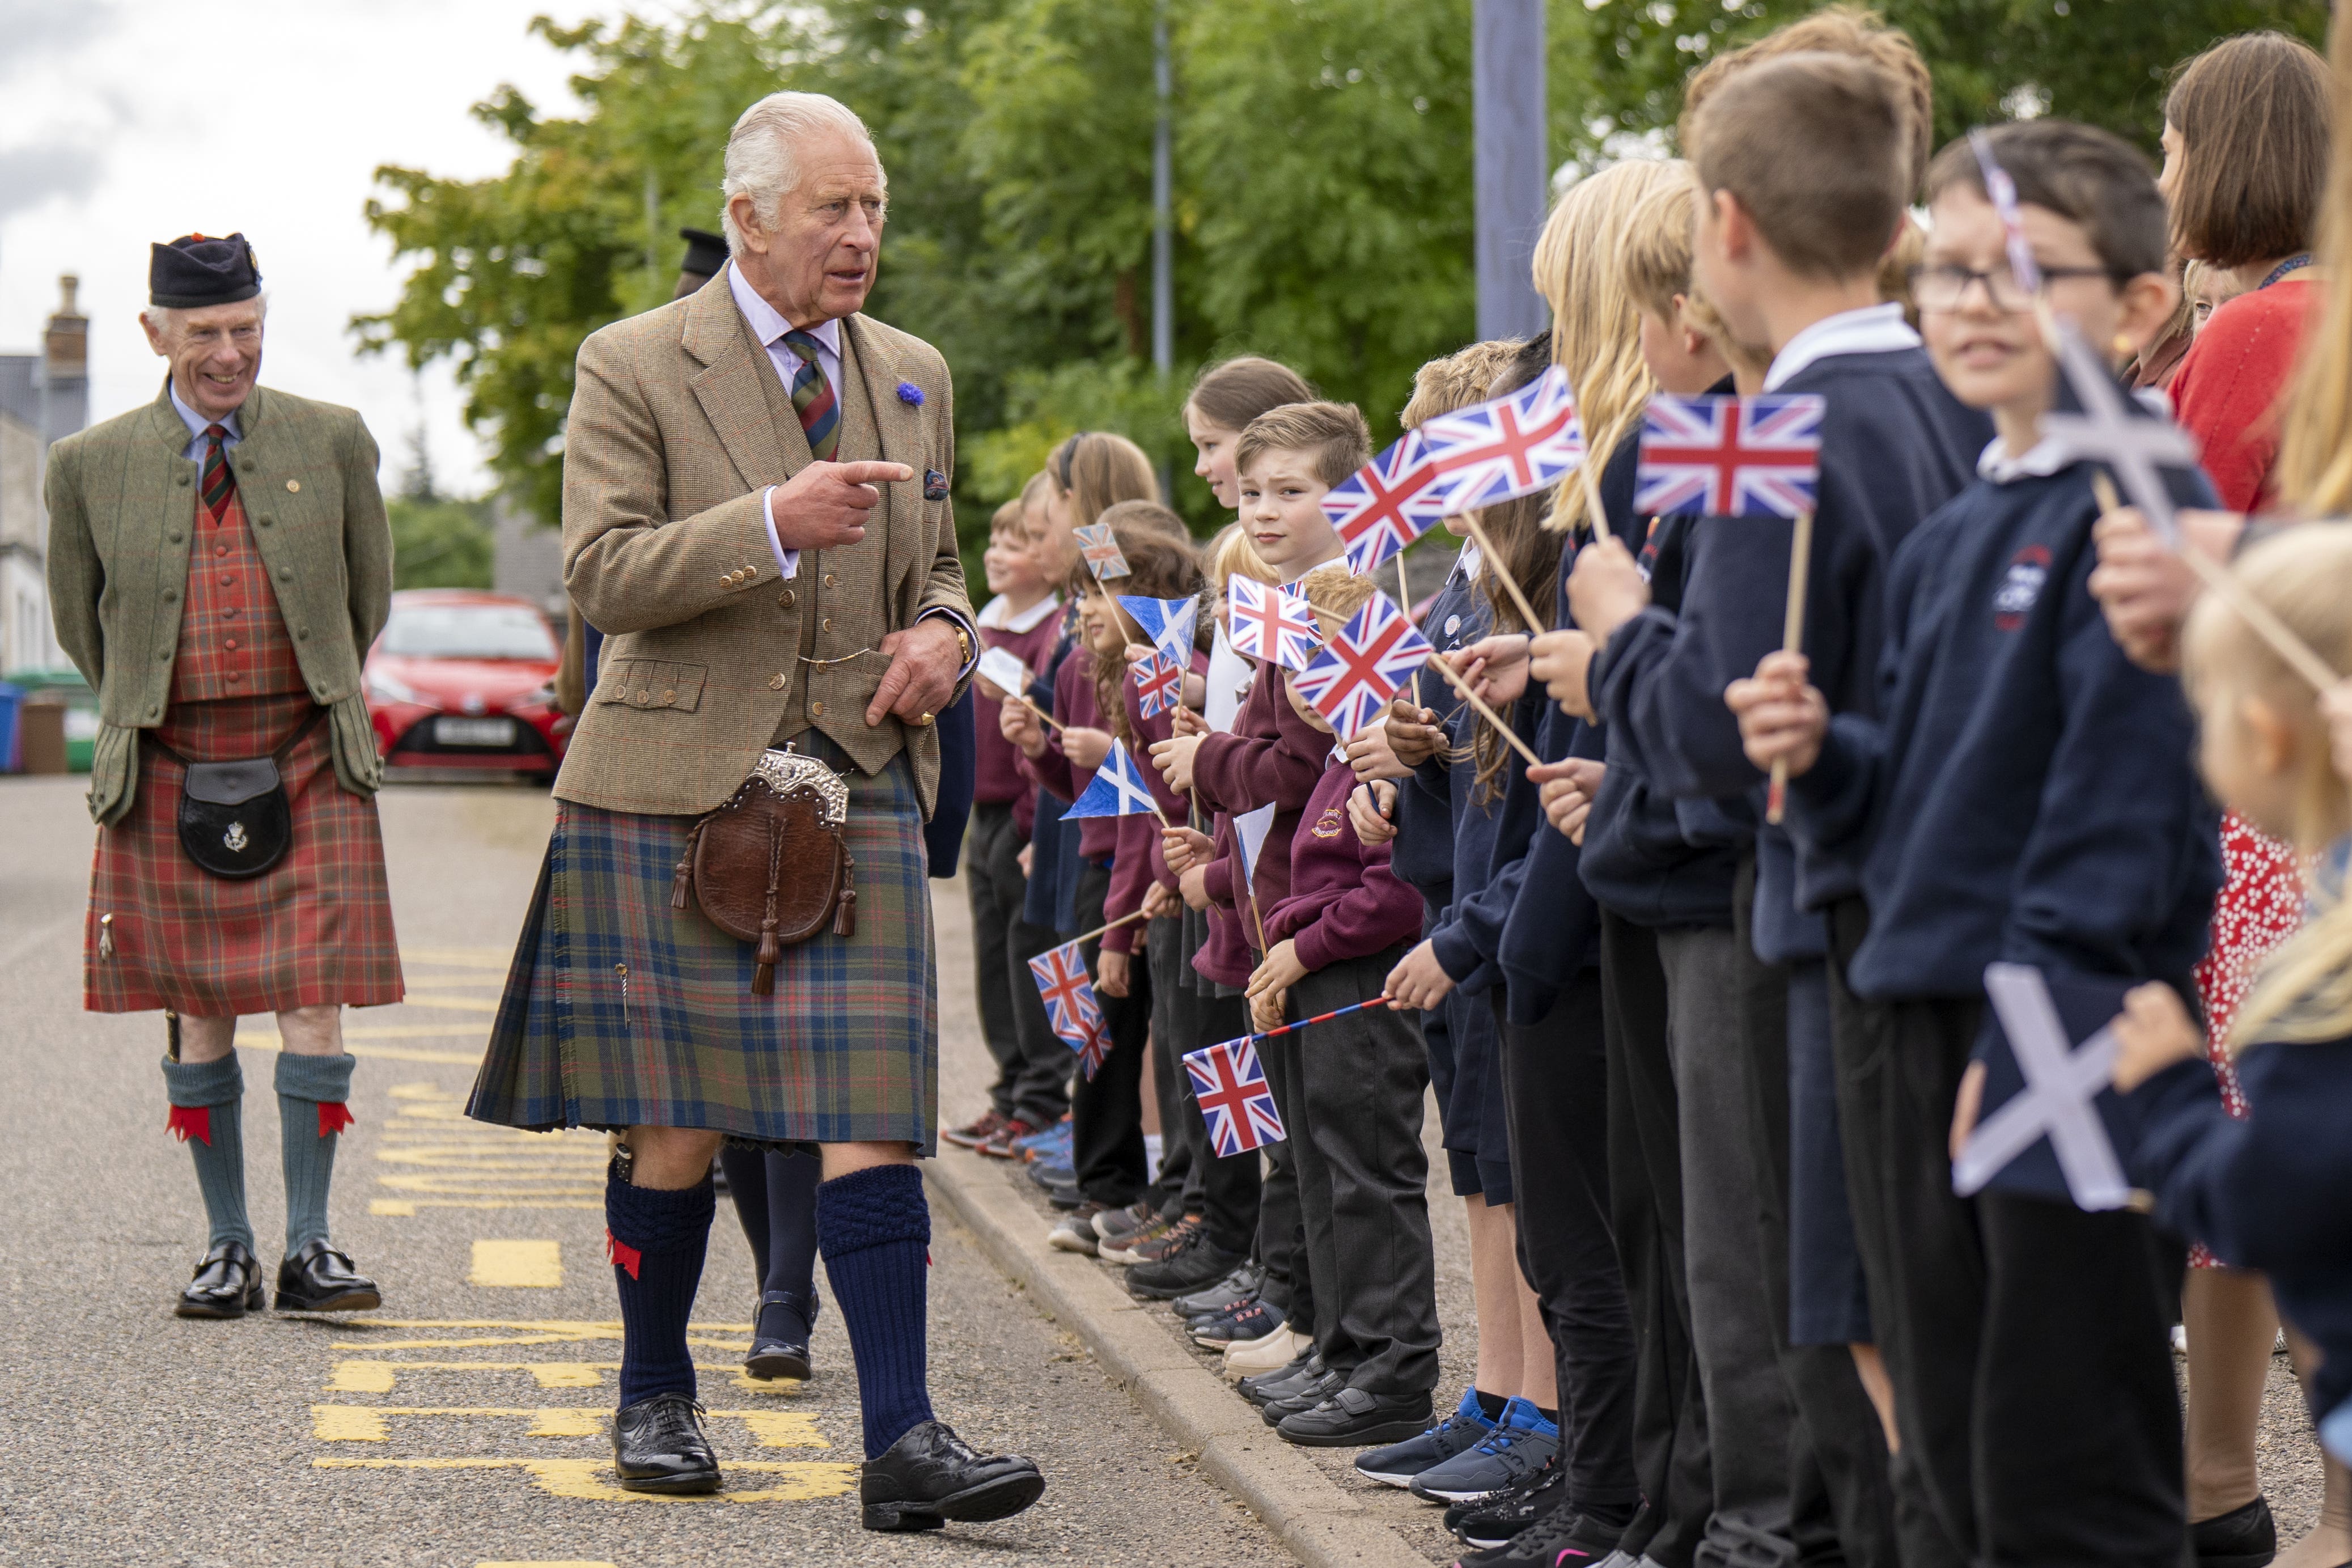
[{"left": 0, "top": 0, "right": 659, "bottom": 496}]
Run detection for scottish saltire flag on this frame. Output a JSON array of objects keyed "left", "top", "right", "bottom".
[
  {"left": 1132, "top": 651, "right": 1183, "bottom": 718},
  {"left": 976, "top": 645, "right": 1030, "bottom": 698},
  {"left": 1064, "top": 737, "right": 1162, "bottom": 819},
  {"left": 1419, "top": 365, "right": 1587, "bottom": 516},
  {"left": 1953, "top": 964, "right": 2139, "bottom": 1211},
  {"left": 1635, "top": 393, "right": 1826, "bottom": 519},
  {"left": 1325, "top": 432, "right": 1448, "bottom": 574},
  {"left": 1183, "top": 1036, "right": 1286, "bottom": 1156},
  {"left": 1028, "top": 941, "right": 1109, "bottom": 1076},
  {"left": 1233, "top": 802, "right": 1277, "bottom": 895},
  {"left": 1969, "top": 128, "right": 2042, "bottom": 295},
  {"left": 1118, "top": 594, "right": 1198, "bottom": 663},
  {"left": 1291, "top": 590, "right": 1433, "bottom": 738},
  {"left": 1227, "top": 576, "right": 1323, "bottom": 671},
  {"left": 1074, "top": 522, "right": 1130, "bottom": 580}
]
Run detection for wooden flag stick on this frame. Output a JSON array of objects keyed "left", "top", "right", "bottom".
[
  {"left": 1423, "top": 653, "right": 1544, "bottom": 769},
  {"left": 1459, "top": 510, "right": 1548, "bottom": 633},
  {"left": 1015, "top": 694, "right": 1064, "bottom": 732},
  {"left": 1765, "top": 510, "right": 1815, "bottom": 826},
  {"left": 1070, "top": 906, "right": 1152, "bottom": 949},
  {"left": 2088, "top": 472, "right": 2339, "bottom": 693},
  {"left": 1395, "top": 550, "right": 1414, "bottom": 624}
]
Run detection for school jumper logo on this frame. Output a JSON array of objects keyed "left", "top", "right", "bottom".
[
  {"left": 1310, "top": 806, "right": 1345, "bottom": 840},
  {"left": 1994, "top": 545, "right": 2050, "bottom": 631}
]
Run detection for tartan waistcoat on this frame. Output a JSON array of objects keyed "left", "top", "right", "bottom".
[{"left": 169, "top": 479, "right": 306, "bottom": 703}]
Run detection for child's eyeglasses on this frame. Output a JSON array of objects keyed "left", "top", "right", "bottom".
[{"left": 1907, "top": 262, "right": 2117, "bottom": 313}]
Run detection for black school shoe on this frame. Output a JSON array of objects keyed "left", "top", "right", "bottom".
[
  {"left": 1453, "top": 1504, "right": 1624, "bottom": 1565},
  {"left": 1173, "top": 1260, "right": 1264, "bottom": 1319},
  {"left": 861, "top": 1418, "right": 1045, "bottom": 1532},
  {"left": 1240, "top": 1353, "right": 1321, "bottom": 1406},
  {"left": 613, "top": 1392, "right": 721, "bottom": 1494},
  {"left": 1277, "top": 1387, "right": 1434, "bottom": 1447},
  {"left": 2193, "top": 1495, "right": 2277, "bottom": 1568},
  {"left": 176, "top": 1240, "right": 267, "bottom": 1318},
  {"left": 1259, "top": 1368, "right": 1343, "bottom": 1422},
  {"left": 744, "top": 1289, "right": 816, "bottom": 1383},
  {"left": 1128, "top": 1234, "right": 1248, "bottom": 1300},
  {"left": 1448, "top": 1452, "right": 1564, "bottom": 1545},
  {"left": 273, "top": 1239, "right": 382, "bottom": 1312}
]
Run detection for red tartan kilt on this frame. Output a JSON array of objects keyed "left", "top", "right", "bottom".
[{"left": 85, "top": 692, "right": 404, "bottom": 1016}]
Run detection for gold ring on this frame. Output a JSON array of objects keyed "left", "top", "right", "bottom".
[{"left": 916, "top": 711, "right": 933, "bottom": 726}]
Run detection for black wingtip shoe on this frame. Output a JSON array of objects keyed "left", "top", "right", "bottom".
[
  {"left": 861, "top": 1418, "right": 1045, "bottom": 1532},
  {"left": 176, "top": 1240, "right": 266, "bottom": 1319},
  {"left": 273, "top": 1239, "right": 382, "bottom": 1312},
  {"left": 613, "top": 1392, "right": 722, "bottom": 1495}
]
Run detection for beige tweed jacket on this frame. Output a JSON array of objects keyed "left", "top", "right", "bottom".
[
  {"left": 556, "top": 277, "right": 969, "bottom": 819},
  {"left": 44, "top": 382, "right": 393, "bottom": 825}
]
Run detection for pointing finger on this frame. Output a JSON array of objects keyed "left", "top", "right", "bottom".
[{"left": 834, "top": 461, "right": 917, "bottom": 486}]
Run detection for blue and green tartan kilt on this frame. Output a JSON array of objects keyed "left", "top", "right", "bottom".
[{"left": 467, "top": 745, "right": 939, "bottom": 1153}]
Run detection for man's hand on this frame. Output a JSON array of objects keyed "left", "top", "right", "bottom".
[
  {"left": 2086, "top": 506, "right": 2243, "bottom": 673},
  {"left": 1725, "top": 651, "right": 1826, "bottom": 777},
  {"left": 1348, "top": 781, "right": 1399, "bottom": 845},
  {"left": 1383, "top": 701, "right": 1447, "bottom": 769},
  {"left": 1451, "top": 634, "right": 1530, "bottom": 706},
  {"left": 1141, "top": 880, "right": 1178, "bottom": 921},
  {"left": 2109, "top": 981, "right": 2205, "bottom": 1093},
  {"left": 1568, "top": 535, "right": 1649, "bottom": 643},
  {"left": 1529, "top": 628, "right": 1597, "bottom": 720},
  {"left": 1345, "top": 720, "right": 1414, "bottom": 783},
  {"left": 1529, "top": 757, "right": 1604, "bottom": 843},
  {"left": 1162, "top": 826, "right": 1216, "bottom": 875},
  {"left": 1061, "top": 726, "right": 1112, "bottom": 772},
  {"left": 1383, "top": 939, "right": 1455, "bottom": 1011},
  {"left": 1096, "top": 948, "right": 1131, "bottom": 999},
  {"left": 1000, "top": 695, "right": 1047, "bottom": 758},
  {"left": 1179, "top": 863, "right": 1212, "bottom": 911},
  {"left": 1247, "top": 939, "right": 1309, "bottom": 1033},
  {"left": 865, "top": 617, "right": 961, "bottom": 728},
  {"left": 1151, "top": 732, "right": 1203, "bottom": 794},
  {"left": 769, "top": 460, "right": 914, "bottom": 552}
]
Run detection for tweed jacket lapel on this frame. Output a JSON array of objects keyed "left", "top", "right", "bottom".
[
  {"left": 683, "top": 278, "right": 808, "bottom": 494},
  {"left": 843, "top": 316, "right": 923, "bottom": 603}
]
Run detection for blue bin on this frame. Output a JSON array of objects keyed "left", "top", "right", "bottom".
[{"left": 0, "top": 683, "right": 21, "bottom": 773}]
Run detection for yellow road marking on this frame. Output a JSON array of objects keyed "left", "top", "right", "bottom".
[
  {"left": 401, "top": 947, "right": 517, "bottom": 968},
  {"left": 315, "top": 1319, "right": 752, "bottom": 1353},
  {"left": 389, "top": 993, "right": 503, "bottom": 1013},
  {"left": 310, "top": 1405, "right": 826, "bottom": 1447},
  {"left": 379, "top": 1150, "right": 607, "bottom": 1169},
  {"left": 372, "top": 1201, "right": 603, "bottom": 1216},
  {"left": 471, "top": 1240, "right": 563, "bottom": 1289},
  {"left": 325, "top": 1360, "right": 796, "bottom": 1395},
  {"left": 315, "top": 1456, "right": 857, "bottom": 1503},
  {"left": 378, "top": 1177, "right": 601, "bottom": 1195},
  {"left": 231, "top": 1037, "right": 485, "bottom": 1065}
]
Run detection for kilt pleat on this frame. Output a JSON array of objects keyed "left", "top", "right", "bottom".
[
  {"left": 467, "top": 744, "right": 940, "bottom": 1152},
  {"left": 84, "top": 692, "right": 404, "bottom": 1015}
]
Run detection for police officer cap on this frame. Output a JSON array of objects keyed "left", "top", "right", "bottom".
[
  {"left": 150, "top": 233, "right": 262, "bottom": 310},
  {"left": 678, "top": 227, "right": 729, "bottom": 282}
]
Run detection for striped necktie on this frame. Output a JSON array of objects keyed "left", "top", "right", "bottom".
[
  {"left": 200, "top": 425, "right": 237, "bottom": 524},
  {"left": 782, "top": 329, "right": 840, "bottom": 463}
]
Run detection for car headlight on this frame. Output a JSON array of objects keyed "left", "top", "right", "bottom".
[{"left": 367, "top": 669, "right": 426, "bottom": 706}]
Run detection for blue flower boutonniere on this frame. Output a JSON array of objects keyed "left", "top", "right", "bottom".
[{"left": 896, "top": 380, "right": 925, "bottom": 408}]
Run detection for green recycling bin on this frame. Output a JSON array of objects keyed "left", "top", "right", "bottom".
[{"left": 7, "top": 667, "right": 98, "bottom": 773}]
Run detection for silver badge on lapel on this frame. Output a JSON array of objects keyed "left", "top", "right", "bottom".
[
  {"left": 923, "top": 468, "right": 949, "bottom": 502},
  {"left": 223, "top": 821, "right": 249, "bottom": 853}
]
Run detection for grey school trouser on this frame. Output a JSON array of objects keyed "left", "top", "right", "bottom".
[{"left": 1655, "top": 925, "right": 1798, "bottom": 1568}]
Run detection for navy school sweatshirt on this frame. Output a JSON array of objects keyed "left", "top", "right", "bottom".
[
  {"left": 1392, "top": 546, "right": 1487, "bottom": 906},
  {"left": 1786, "top": 455, "right": 2222, "bottom": 999},
  {"left": 1597, "top": 344, "right": 1990, "bottom": 956}
]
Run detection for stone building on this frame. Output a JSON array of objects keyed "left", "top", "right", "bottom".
[{"left": 0, "top": 276, "right": 90, "bottom": 674}]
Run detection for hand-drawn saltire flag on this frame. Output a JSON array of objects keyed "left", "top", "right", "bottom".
[
  {"left": 1969, "top": 128, "right": 2042, "bottom": 296},
  {"left": 1183, "top": 1036, "right": 1286, "bottom": 1156},
  {"left": 1226, "top": 576, "right": 1324, "bottom": 671},
  {"left": 1131, "top": 651, "right": 1183, "bottom": 719},
  {"left": 1419, "top": 365, "right": 1587, "bottom": 516},
  {"left": 1324, "top": 431, "right": 1450, "bottom": 574},
  {"left": 1951, "top": 964, "right": 2139, "bottom": 1211},
  {"left": 1291, "top": 590, "right": 1434, "bottom": 738},
  {"left": 1232, "top": 802, "right": 1278, "bottom": 897},
  {"left": 1073, "top": 522, "right": 1130, "bottom": 580},
  {"left": 1064, "top": 737, "right": 1162, "bottom": 819},
  {"left": 976, "top": 645, "right": 1031, "bottom": 698},
  {"left": 1635, "top": 393, "right": 1826, "bottom": 519},
  {"left": 1118, "top": 594, "right": 1198, "bottom": 663},
  {"left": 1028, "top": 941, "right": 1111, "bottom": 1077}
]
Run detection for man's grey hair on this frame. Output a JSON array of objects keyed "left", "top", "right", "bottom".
[
  {"left": 140, "top": 295, "right": 269, "bottom": 337},
  {"left": 720, "top": 91, "right": 885, "bottom": 252}
]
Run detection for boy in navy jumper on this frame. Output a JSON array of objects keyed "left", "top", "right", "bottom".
[{"left": 1731, "top": 119, "right": 2218, "bottom": 1565}]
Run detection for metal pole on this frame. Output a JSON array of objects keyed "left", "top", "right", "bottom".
[
  {"left": 643, "top": 167, "right": 660, "bottom": 288},
  {"left": 1474, "top": 0, "right": 1549, "bottom": 342},
  {"left": 1152, "top": 0, "right": 1174, "bottom": 377}
]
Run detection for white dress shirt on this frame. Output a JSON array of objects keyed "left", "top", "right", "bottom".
[
  {"left": 1761, "top": 302, "right": 1921, "bottom": 391},
  {"left": 168, "top": 380, "right": 241, "bottom": 461}
]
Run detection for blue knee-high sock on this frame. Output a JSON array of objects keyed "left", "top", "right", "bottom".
[
  {"left": 162, "top": 1051, "right": 252, "bottom": 1252},
  {"left": 274, "top": 1052, "right": 354, "bottom": 1258},
  {"left": 816, "top": 1163, "right": 935, "bottom": 1459},
  {"left": 606, "top": 1159, "right": 715, "bottom": 1406},
  {"left": 762, "top": 1151, "right": 821, "bottom": 1337}
]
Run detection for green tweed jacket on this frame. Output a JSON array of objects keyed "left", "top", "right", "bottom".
[{"left": 44, "top": 382, "right": 394, "bottom": 824}]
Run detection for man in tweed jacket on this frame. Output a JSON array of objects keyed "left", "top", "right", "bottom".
[{"left": 467, "top": 91, "right": 1044, "bottom": 1528}]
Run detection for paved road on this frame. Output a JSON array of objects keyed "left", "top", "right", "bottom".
[{"left": 0, "top": 774, "right": 1290, "bottom": 1568}]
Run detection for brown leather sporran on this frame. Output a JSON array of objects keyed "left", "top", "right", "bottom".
[{"left": 670, "top": 747, "right": 857, "bottom": 994}]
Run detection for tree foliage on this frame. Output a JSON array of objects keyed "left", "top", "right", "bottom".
[{"left": 389, "top": 495, "right": 495, "bottom": 590}]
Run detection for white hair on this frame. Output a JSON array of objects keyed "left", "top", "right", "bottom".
[
  {"left": 141, "top": 294, "right": 268, "bottom": 337},
  {"left": 720, "top": 91, "right": 885, "bottom": 253}
]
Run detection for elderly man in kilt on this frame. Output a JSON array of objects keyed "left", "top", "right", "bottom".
[
  {"left": 46, "top": 234, "right": 400, "bottom": 1319},
  {"left": 467, "top": 91, "right": 1045, "bottom": 1529}
]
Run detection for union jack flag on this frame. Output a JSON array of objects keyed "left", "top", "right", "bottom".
[
  {"left": 1226, "top": 576, "right": 1323, "bottom": 671},
  {"left": 1073, "top": 522, "right": 1130, "bottom": 580},
  {"left": 1418, "top": 365, "right": 1587, "bottom": 516},
  {"left": 1290, "top": 590, "right": 1432, "bottom": 738},
  {"left": 1028, "top": 941, "right": 1111, "bottom": 1077},
  {"left": 1324, "top": 432, "right": 1448, "bottom": 574},
  {"left": 1131, "top": 650, "right": 1183, "bottom": 718},
  {"left": 1118, "top": 594, "right": 1198, "bottom": 663},
  {"left": 1183, "top": 1036, "right": 1286, "bottom": 1156},
  {"left": 1635, "top": 393, "right": 1825, "bottom": 519}
]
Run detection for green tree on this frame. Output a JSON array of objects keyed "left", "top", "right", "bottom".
[{"left": 389, "top": 495, "right": 495, "bottom": 589}]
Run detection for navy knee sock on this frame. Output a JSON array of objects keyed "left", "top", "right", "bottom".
[
  {"left": 605, "top": 1159, "right": 715, "bottom": 1406},
  {"left": 816, "top": 1163, "right": 935, "bottom": 1459},
  {"left": 721, "top": 1148, "right": 821, "bottom": 1342}
]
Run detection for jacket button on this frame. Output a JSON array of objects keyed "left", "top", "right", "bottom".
[
  {"left": 224, "top": 638, "right": 239, "bottom": 651},
  {"left": 633, "top": 691, "right": 650, "bottom": 705},
  {"left": 659, "top": 689, "right": 676, "bottom": 705},
  {"left": 176, "top": 474, "right": 190, "bottom": 488},
  {"left": 286, "top": 480, "right": 300, "bottom": 493},
  {"left": 778, "top": 589, "right": 795, "bottom": 608},
  {"left": 157, "top": 650, "right": 171, "bottom": 662},
  {"left": 718, "top": 575, "right": 732, "bottom": 588},
  {"left": 769, "top": 673, "right": 786, "bottom": 690},
  {"left": 810, "top": 700, "right": 825, "bottom": 718},
  {"left": 255, "top": 515, "right": 271, "bottom": 527},
  {"left": 822, "top": 617, "right": 834, "bottom": 633},
  {"left": 824, "top": 573, "right": 838, "bottom": 588},
  {"left": 297, "top": 628, "right": 310, "bottom": 641},
  {"left": 167, "top": 530, "right": 183, "bottom": 544},
  {"left": 163, "top": 590, "right": 177, "bottom": 603}
]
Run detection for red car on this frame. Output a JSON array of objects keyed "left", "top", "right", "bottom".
[{"left": 365, "top": 590, "right": 570, "bottom": 779}]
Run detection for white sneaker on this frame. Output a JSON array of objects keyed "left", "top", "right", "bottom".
[{"left": 1223, "top": 1325, "right": 1311, "bottom": 1379}]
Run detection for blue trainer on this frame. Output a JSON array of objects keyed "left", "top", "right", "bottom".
[
  {"left": 1406, "top": 1396, "right": 1559, "bottom": 1503},
  {"left": 1353, "top": 1387, "right": 1498, "bottom": 1489}
]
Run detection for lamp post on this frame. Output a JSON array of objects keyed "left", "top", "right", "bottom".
[{"left": 1474, "top": 0, "right": 1549, "bottom": 341}]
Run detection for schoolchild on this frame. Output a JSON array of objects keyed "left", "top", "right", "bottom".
[
  {"left": 1243, "top": 562, "right": 1439, "bottom": 1448},
  {"left": 1729, "top": 117, "right": 2218, "bottom": 1564},
  {"left": 1568, "top": 43, "right": 1988, "bottom": 1568}
]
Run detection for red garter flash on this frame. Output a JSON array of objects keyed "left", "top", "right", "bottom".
[
  {"left": 166, "top": 1104, "right": 211, "bottom": 1146},
  {"left": 606, "top": 1231, "right": 643, "bottom": 1279},
  {"left": 317, "top": 1101, "right": 356, "bottom": 1138}
]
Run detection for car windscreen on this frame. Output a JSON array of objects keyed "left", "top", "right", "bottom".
[{"left": 380, "top": 604, "right": 558, "bottom": 662}]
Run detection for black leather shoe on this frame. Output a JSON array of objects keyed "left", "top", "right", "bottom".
[
  {"left": 613, "top": 1392, "right": 721, "bottom": 1494},
  {"left": 1261, "top": 1368, "right": 1344, "bottom": 1425},
  {"left": 1278, "top": 1385, "right": 1434, "bottom": 1447},
  {"left": 2193, "top": 1495, "right": 2277, "bottom": 1568},
  {"left": 273, "top": 1239, "right": 382, "bottom": 1312},
  {"left": 1240, "top": 1353, "right": 1321, "bottom": 1406},
  {"left": 862, "top": 1418, "right": 1045, "bottom": 1532},
  {"left": 176, "top": 1240, "right": 265, "bottom": 1319},
  {"left": 744, "top": 1289, "right": 815, "bottom": 1383}
]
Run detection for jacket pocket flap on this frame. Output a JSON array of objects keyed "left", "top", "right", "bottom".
[
  {"left": 182, "top": 758, "right": 282, "bottom": 806},
  {"left": 596, "top": 659, "right": 708, "bottom": 713}
]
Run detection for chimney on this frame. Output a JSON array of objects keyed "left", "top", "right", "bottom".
[{"left": 44, "top": 274, "right": 87, "bottom": 382}]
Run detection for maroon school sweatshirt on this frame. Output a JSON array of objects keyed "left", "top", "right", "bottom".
[
  {"left": 1262, "top": 757, "right": 1423, "bottom": 973},
  {"left": 975, "top": 592, "right": 1064, "bottom": 820}
]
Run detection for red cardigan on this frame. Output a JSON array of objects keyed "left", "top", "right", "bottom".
[{"left": 2172, "top": 277, "right": 2317, "bottom": 514}]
